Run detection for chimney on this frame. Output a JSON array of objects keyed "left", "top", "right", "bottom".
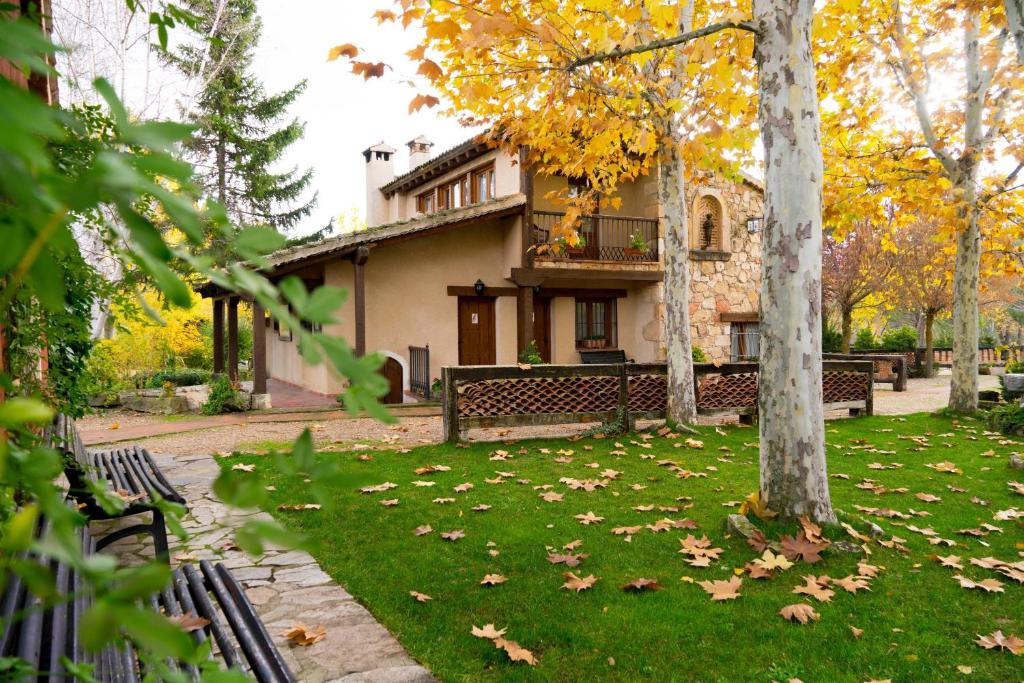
[
  {"left": 407, "top": 135, "right": 433, "bottom": 170},
  {"left": 363, "top": 141, "right": 396, "bottom": 227}
]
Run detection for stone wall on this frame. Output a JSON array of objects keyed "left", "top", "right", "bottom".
[{"left": 685, "top": 172, "right": 764, "bottom": 362}]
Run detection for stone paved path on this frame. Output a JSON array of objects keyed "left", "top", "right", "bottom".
[{"left": 96, "top": 449, "right": 434, "bottom": 683}]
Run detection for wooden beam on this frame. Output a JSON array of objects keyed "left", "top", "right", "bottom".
[
  {"left": 212, "top": 298, "right": 225, "bottom": 373},
  {"left": 537, "top": 287, "right": 627, "bottom": 299},
  {"left": 516, "top": 285, "right": 534, "bottom": 354},
  {"left": 252, "top": 299, "right": 267, "bottom": 394},
  {"left": 520, "top": 146, "right": 534, "bottom": 267},
  {"left": 227, "top": 297, "right": 239, "bottom": 382},
  {"left": 354, "top": 246, "right": 369, "bottom": 357},
  {"left": 511, "top": 267, "right": 663, "bottom": 285},
  {"left": 720, "top": 311, "right": 759, "bottom": 323},
  {"left": 447, "top": 285, "right": 518, "bottom": 297}
]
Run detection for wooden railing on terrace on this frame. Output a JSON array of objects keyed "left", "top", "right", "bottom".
[{"left": 531, "top": 210, "right": 659, "bottom": 262}]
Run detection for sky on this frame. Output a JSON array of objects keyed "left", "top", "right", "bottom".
[
  {"left": 249, "top": 1, "right": 480, "bottom": 235},
  {"left": 52, "top": 0, "right": 479, "bottom": 237}
]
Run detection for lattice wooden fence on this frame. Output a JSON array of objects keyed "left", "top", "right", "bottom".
[{"left": 443, "top": 361, "right": 874, "bottom": 442}]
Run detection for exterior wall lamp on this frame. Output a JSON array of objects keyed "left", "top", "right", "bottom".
[
  {"left": 746, "top": 216, "right": 763, "bottom": 234},
  {"left": 474, "top": 279, "right": 486, "bottom": 296}
]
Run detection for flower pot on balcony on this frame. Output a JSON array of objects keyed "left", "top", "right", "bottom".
[
  {"left": 624, "top": 248, "right": 644, "bottom": 257},
  {"left": 565, "top": 247, "right": 586, "bottom": 256}
]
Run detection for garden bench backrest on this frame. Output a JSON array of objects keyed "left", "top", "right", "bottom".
[{"left": 580, "top": 350, "right": 627, "bottom": 364}]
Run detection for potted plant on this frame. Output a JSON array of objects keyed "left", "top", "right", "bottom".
[
  {"left": 624, "top": 231, "right": 647, "bottom": 257},
  {"left": 580, "top": 335, "right": 607, "bottom": 349},
  {"left": 555, "top": 233, "right": 587, "bottom": 256}
]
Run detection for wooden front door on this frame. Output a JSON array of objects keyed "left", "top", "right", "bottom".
[
  {"left": 533, "top": 297, "right": 551, "bottom": 362},
  {"left": 458, "top": 296, "right": 496, "bottom": 365},
  {"left": 380, "top": 357, "right": 404, "bottom": 404}
]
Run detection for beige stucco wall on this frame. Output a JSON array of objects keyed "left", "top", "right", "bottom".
[{"left": 532, "top": 174, "right": 654, "bottom": 217}]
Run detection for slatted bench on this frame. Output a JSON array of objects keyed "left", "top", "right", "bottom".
[
  {"left": 580, "top": 349, "right": 628, "bottom": 364},
  {"left": 1, "top": 521, "right": 296, "bottom": 682},
  {"left": 45, "top": 414, "right": 186, "bottom": 562}
]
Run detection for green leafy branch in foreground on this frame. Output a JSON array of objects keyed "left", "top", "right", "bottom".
[{"left": 0, "top": 6, "right": 389, "bottom": 678}]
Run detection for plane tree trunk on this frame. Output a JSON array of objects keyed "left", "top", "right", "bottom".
[{"left": 754, "top": 0, "right": 836, "bottom": 523}]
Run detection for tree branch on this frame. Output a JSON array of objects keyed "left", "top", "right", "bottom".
[{"left": 565, "top": 19, "right": 759, "bottom": 71}]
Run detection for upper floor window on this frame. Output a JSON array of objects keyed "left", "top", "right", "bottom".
[
  {"left": 730, "top": 322, "right": 759, "bottom": 361},
  {"left": 415, "top": 163, "right": 495, "bottom": 216},
  {"left": 472, "top": 164, "right": 496, "bottom": 203},
  {"left": 416, "top": 190, "right": 435, "bottom": 214}
]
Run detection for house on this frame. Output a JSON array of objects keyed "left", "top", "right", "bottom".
[{"left": 203, "top": 134, "right": 764, "bottom": 403}]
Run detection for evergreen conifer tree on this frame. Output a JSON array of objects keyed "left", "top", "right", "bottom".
[{"left": 168, "top": 0, "right": 316, "bottom": 231}]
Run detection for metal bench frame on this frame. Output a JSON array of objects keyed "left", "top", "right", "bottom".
[{"left": 46, "top": 415, "right": 187, "bottom": 562}]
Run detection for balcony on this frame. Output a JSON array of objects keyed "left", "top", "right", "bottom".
[{"left": 531, "top": 211, "right": 659, "bottom": 263}]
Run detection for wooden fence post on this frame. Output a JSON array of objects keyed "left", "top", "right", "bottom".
[
  {"left": 617, "top": 364, "right": 632, "bottom": 433},
  {"left": 442, "top": 367, "right": 460, "bottom": 443},
  {"left": 865, "top": 364, "right": 875, "bottom": 416}
]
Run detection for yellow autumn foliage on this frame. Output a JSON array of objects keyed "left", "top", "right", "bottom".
[{"left": 93, "top": 289, "right": 211, "bottom": 388}]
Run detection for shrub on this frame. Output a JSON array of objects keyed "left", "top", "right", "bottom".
[
  {"left": 692, "top": 346, "right": 707, "bottom": 362},
  {"left": 518, "top": 340, "right": 544, "bottom": 365},
  {"left": 880, "top": 326, "right": 919, "bottom": 352},
  {"left": 145, "top": 369, "right": 212, "bottom": 388},
  {"left": 1006, "top": 360, "right": 1024, "bottom": 374},
  {"left": 987, "top": 403, "right": 1024, "bottom": 435},
  {"left": 980, "top": 332, "right": 997, "bottom": 347},
  {"left": 822, "top": 319, "right": 842, "bottom": 353},
  {"left": 201, "top": 374, "right": 245, "bottom": 415},
  {"left": 852, "top": 328, "right": 878, "bottom": 351}
]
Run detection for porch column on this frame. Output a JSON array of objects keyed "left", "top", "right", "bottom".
[
  {"left": 227, "top": 296, "right": 239, "bottom": 382},
  {"left": 252, "top": 299, "right": 267, "bottom": 394},
  {"left": 212, "top": 298, "right": 225, "bottom": 374},
  {"left": 354, "top": 246, "right": 369, "bottom": 357},
  {"left": 517, "top": 285, "right": 534, "bottom": 355}
]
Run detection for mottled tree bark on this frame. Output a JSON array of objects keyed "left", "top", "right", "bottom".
[
  {"left": 924, "top": 308, "right": 936, "bottom": 379},
  {"left": 754, "top": 0, "right": 835, "bottom": 523},
  {"left": 1007, "top": 0, "right": 1024, "bottom": 64},
  {"left": 840, "top": 308, "right": 853, "bottom": 353},
  {"left": 949, "top": 199, "right": 981, "bottom": 410},
  {"left": 655, "top": 0, "right": 697, "bottom": 426},
  {"left": 661, "top": 143, "right": 697, "bottom": 425}
]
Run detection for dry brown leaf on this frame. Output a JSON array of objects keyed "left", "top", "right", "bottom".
[
  {"left": 792, "top": 575, "right": 834, "bottom": 602},
  {"left": 778, "top": 603, "right": 819, "bottom": 624},
  {"left": 440, "top": 529, "right": 465, "bottom": 541},
  {"left": 281, "top": 622, "right": 326, "bottom": 647},
  {"left": 471, "top": 623, "right": 507, "bottom": 640},
  {"left": 780, "top": 532, "right": 830, "bottom": 564},
  {"left": 494, "top": 637, "right": 538, "bottom": 666},
  {"left": 975, "top": 630, "right": 1024, "bottom": 654},
  {"left": 849, "top": 625, "right": 864, "bottom": 638},
  {"left": 409, "top": 591, "right": 432, "bottom": 603},
  {"left": 480, "top": 574, "right": 507, "bottom": 586},
  {"left": 934, "top": 554, "right": 963, "bottom": 569},
  {"left": 575, "top": 511, "right": 604, "bottom": 525},
  {"left": 621, "top": 577, "right": 662, "bottom": 592},
  {"left": 953, "top": 574, "right": 1005, "bottom": 592},
  {"left": 547, "top": 552, "right": 589, "bottom": 567},
  {"left": 832, "top": 575, "right": 871, "bottom": 594},
  {"left": 454, "top": 482, "right": 474, "bottom": 493},
  {"left": 379, "top": 499, "right": 399, "bottom": 507},
  {"left": 698, "top": 576, "right": 742, "bottom": 601},
  {"left": 169, "top": 612, "right": 210, "bottom": 632},
  {"left": 231, "top": 463, "right": 255, "bottom": 472},
  {"left": 561, "top": 572, "right": 598, "bottom": 593}
]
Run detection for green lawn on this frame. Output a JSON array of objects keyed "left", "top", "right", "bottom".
[{"left": 223, "top": 413, "right": 1024, "bottom": 682}]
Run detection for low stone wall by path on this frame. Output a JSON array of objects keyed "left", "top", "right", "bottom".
[{"left": 93, "top": 449, "right": 434, "bottom": 683}]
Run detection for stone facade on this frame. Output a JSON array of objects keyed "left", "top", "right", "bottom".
[{"left": 685, "top": 172, "right": 764, "bottom": 362}]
